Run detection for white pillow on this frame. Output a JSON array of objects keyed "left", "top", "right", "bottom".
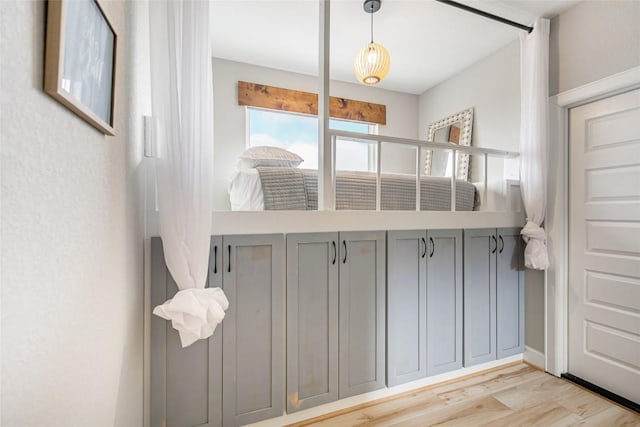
[{"left": 238, "top": 146, "right": 303, "bottom": 168}]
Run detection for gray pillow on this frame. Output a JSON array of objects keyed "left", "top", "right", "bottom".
[{"left": 238, "top": 146, "right": 303, "bottom": 168}]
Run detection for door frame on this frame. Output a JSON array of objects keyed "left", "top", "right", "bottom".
[{"left": 545, "top": 66, "right": 640, "bottom": 376}]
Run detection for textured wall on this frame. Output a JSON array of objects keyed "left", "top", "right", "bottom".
[
  {"left": 549, "top": 0, "right": 640, "bottom": 95},
  {"left": 0, "top": 1, "right": 145, "bottom": 425},
  {"left": 212, "top": 58, "right": 420, "bottom": 210},
  {"left": 418, "top": 41, "right": 521, "bottom": 211}
]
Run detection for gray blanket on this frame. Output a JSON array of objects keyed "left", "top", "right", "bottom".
[{"left": 256, "top": 167, "right": 476, "bottom": 211}]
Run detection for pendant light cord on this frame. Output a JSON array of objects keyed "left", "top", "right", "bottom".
[{"left": 370, "top": 9, "right": 374, "bottom": 43}]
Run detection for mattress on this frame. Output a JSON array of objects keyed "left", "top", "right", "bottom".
[{"left": 228, "top": 167, "right": 477, "bottom": 211}]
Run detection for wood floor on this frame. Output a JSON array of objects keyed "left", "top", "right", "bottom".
[{"left": 290, "top": 363, "right": 640, "bottom": 427}]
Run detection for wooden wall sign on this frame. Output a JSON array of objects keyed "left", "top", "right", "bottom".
[{"left": 237, "top": 81, "right": 386, "bottom": 125}]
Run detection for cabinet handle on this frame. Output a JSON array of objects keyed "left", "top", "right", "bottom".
[
  {"left": 332, "top": 241, "right": 337, "bottom": 265},
  {"left": 342, "top": 240, "right": 347, "bottom": 264},
  {"left": 499, "top": 235, "right": 504, "bottom": 254},
  {"left": 492, "top": 235, "right": 497, "bottom": 254},
  {"left": 429, "top": 237, "right": 435, "bottom": 258},
  {"left": 227, "top": 245, "right": 232, "bottom": 272},
  {"left": 421, "top": 237, "right": 427, "bottom": 258},
  {"left": 213, "top": 245, "right": 218, "bottom": 274}
]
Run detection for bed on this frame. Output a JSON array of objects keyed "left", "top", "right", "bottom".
[{"left": 229, "top": 167, "right": 477, "bottom": 211}]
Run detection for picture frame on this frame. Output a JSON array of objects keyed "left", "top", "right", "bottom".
[{"left": 44, "top": 0, "right": 117, "bottom": 135}]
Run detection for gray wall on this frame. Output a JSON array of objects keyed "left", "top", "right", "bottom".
[
  {"left": 1, "top": 1, "right": 146, "bottom": 425},
  {"left": 418, "top": 41, "right": 521, "bottom": 212},
  {"left": 549, "top": 0, "right": 640, "bottom": 95},
  {"left": 212, "top": 58, "right": 420, "bottom": 210}
]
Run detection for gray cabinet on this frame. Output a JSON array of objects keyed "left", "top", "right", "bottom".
[
  {"left": 386, "top": 230, "right": 427, "bottom": 386},
  {"left": 464, "top": 228, "right": 525, "bottom": 367},
  {"left": 464, "top": 228, "right": 497, "bottom": 367},
  {"left": 427, "top": 229, "right": 463, "bottom": 375},
  {"left": 496, "top": 227, "right": 525, "bottom": 358},
  {"left": 286, "top": 233, "right": 339, "bottom": 413},
  {"left": 150, "top": 236, "right": 223, "bottom": 427},
  {"left": 339, "top": 231, "right": 386, "bottom": 398},
  {"left": 222, "top": 234, "right": 285, "bottom": 427},
  {"left": 387, "top": 229, "right": 463, "bottom": 384}
]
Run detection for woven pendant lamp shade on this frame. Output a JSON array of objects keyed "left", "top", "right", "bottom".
[{"left": 354, "top": 42, "right": 390, "bottom": 85}]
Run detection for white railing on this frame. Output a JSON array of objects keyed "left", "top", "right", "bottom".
[{"left": 327, "top": 129, "right": 520, "bottom": 212}]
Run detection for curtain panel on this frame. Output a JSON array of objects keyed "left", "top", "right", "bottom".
[{"left": 149, "top": 0, "right": 228, "bottom": 347}]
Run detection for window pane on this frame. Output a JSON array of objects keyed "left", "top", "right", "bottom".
[
  {"left": 249, "top": 109, "right": 319, "bottom": 168},
  {"left": 329, "top": 119, "right": 368, "bottom": 133},
  {"left": 248, "top": 109, "right": 372, "bottom": 171}
]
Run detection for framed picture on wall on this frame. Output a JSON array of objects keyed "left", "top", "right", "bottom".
[{"left": 44, "top": 0, "right": 117, "bottom": 135}]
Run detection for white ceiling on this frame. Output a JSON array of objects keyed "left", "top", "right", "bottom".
[{"left": 211, "top": 0, "right": 580, "bottom": 95}]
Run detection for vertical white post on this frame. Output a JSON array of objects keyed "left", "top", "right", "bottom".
[
  {"left": 415, "top": 146, "right": 421, "bottom": 211},
  {"left": 318, "top": 0, "right": 333, "bottom": 210},
  {"left": 483, "top": 153, "right": 488, "bottom": 211},
  {"left": 331, "top": 135, "right": 337, "bottom": 210},
  {"left": 376, "top": 141, "right": 382, "bottom": 211},
  {"left": 450, "top": 149, "right": 457, "bottom": 212}
]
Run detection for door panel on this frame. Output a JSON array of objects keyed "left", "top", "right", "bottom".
[
  {"left": 150, "top": 237, "right": 222, "bottom": 427},
  {"left": 569, "top": 88, "right": 640, "bottom": 404},
  {"left": 286, "top": 233, "right": 339, "bottom": 412},
  {"left": 427, "top": 229, "right": 463, "bottom": 375},
  {"left": 222, "top": 234, "right": 285, "bottom": 426},
  {"left": 463, "top": 228, "right": 497, "bottom": 366},
  {"left": 496, "top": 228, "right": 525, "bottom": 358},
  {"left": 387, "top": 230, "right": 427, "bottom": 386},
  {"left": 339, "top": 231, "right": 386, "bottom": 398}
]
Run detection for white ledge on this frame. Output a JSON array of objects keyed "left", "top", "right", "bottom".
[
  {"left": 145, "top": 210, "right": 525, "bottom": 237},
  {"left": 209, "top": 210, "right": 525, "bottom": 235}
]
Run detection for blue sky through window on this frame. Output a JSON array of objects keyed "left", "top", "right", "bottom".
[{"left": 248, "top": 109, "right": 372, "bottom": 171}]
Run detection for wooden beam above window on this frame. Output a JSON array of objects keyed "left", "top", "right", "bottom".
[{"left": 237, "top": 81, "right": 387, "bottom": 125}]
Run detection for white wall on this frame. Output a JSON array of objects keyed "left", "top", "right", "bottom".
[
  {"left": 550, "top": 0, "right": 640, "bottom": 95},
  {"left": 0, "top": 1, "right": 145, "bottom": 425},
  {"left": 212, "top": 58, "right": 419, "bottom": 210},
  {"left": 418, "top": 41, "right": 520, "bottom": 212}
]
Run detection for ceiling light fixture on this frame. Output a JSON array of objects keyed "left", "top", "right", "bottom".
[{"left": 354, "top": 0, "right": 390, "bottom": 85}]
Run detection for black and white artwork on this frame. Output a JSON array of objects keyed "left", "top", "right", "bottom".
[
  {"left": 44, "top": 0, "right": 117, "bottom": 135},
  {"left": 61, "top": 0, "right": 115, "bottom": 125}
]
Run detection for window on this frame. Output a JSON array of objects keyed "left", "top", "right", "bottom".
[{"left": 248, "top": 108, "right": 376, "bottom": 171}]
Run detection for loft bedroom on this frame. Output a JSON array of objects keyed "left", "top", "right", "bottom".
[
  {"left": 211, "top": 0, "right": 526, "bottom": 214},
  {"left": 143, "top": 0, "right": 569, "bottom": 231}
]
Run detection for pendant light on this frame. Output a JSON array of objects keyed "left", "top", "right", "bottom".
[{"left": 354, "top": 0, "right": 390, "bottom": 85}]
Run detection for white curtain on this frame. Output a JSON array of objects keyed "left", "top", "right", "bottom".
[
  {"left": 519, "top": 18, "right": 550, "bottom": 270},
  {"left": 149, "top": 0, "right": 228, "bottom": 347}
]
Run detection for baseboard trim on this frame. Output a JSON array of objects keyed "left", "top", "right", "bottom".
[
  {"left": 246, "top": 354, "right": 523, "bottom": 427},
  {"left": 561, "top": 373, "right": 639, "bottom": 414},
  {"left": 523, "top": 346, "right": 545, "bottom": 370}
]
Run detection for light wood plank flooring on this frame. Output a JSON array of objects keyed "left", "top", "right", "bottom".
[{"left": 289, "top": 363, "right": 640, "bottom": 426}]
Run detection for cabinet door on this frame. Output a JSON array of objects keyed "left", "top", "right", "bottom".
[
  {"left": 286, "top": 233, "right": 339, "bottom": 412},
  {"left": 150, "top": 236, "right": 222, "bottom": 427},
  {"left": 339, "top": 231, "right": 386, "bottom": 398},
  {"left": 427, "top": 229, "right": 463, "bottom": 375},
  {"left": 496, "top": 227, "right": 525, "bottom": 358},
  {"left": 387, "top": 230, "right": 427, "bottom": 386},
  {"left": 463, "top": 229, "right": 497, "bottom": 367},
  {"left": 222, "top": 234, "right": 285, "bottom": 427}
]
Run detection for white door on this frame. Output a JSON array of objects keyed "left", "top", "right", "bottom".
[{"left": 568, "top": 88, "right": 640, "bottom": 404}]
